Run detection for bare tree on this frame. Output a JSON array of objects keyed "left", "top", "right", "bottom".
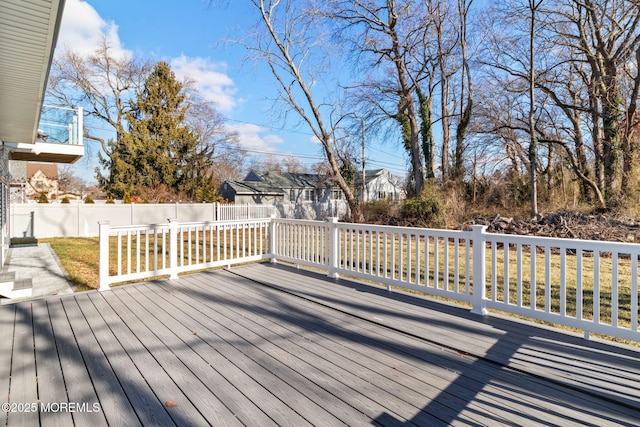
[
  {"left": 239, "top": 0, "right": 365, "bottom": 221},
  {"left": 550, "top": 0, "right": 640, "bottom": 206},
  {"left": 452, "top": 0, "right": 474, "bottom": 182},
  {"left": 47, "top": 37, "right": 152, "bottom": 155},
  {"left": 316, "top": 0, "right": 428, "bottom": 195}
]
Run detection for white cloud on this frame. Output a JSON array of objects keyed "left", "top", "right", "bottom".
[
  {"left": 171, "top": 55, "right": 238, "bottom": 113},
  {"left": 229, "top": 123, "right": 283, "bottom": 152},
  {"left": 56, "top": 0, "right": 130, "bottom": 58}
]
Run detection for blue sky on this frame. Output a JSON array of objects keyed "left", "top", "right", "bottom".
[{"left": 56, "top": 0, "right": 408, "bottom": 183}]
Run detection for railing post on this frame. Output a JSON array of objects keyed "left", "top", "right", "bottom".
[
  {"left": 327, "top": 217, "right": 340, "bottom": 279},
  {"left": 269, "top": 215, "right": 278, "bottom": 264},
  {"left": 98, "top": 221, "right": 110, "bottom": 291},
  {"left": 471, "top": 225, "right": 488, "bottom": 315},
  {"left": 168, "top": 219, "right": 179, "bottom": 280}
]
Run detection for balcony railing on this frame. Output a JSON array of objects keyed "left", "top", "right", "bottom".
[{"left": 38, "top": 105, "right": 83, "bottom": 145}]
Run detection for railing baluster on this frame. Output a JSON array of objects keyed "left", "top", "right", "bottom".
[
  {"left": 117, "top": 233, "right": 122, "bottom": 276},
  {"left": 530, "top": 245, "right": 536, "bottom": 311},
  {"left": 632, "top": 255, "right": 638, "bottom": 332},
  {"left": 612, "top": 252, "right": 619, "bottom": 328},
  {"left": 516, "top": 244, "right": 522, "bottom": 307},
  {"left": 545, "top": 246, "right": 551, "bottom": 313},
  {"left": 503, "top": 242, "right": 509, "bottom": 304},
  {"left": 425, "top": 235, "right": 430, "bottom": 287},
  {"left": 491, "top": 242, "right": 497, "bottom": 302},
  {"left": 560, "top": 248, "right": 566, "bottom": 317},
  {"left": 576, "top": 249, "right": 583, "bottom": 321},
  {"left": 594, "top": 251, "right": 601, "bottom": 324}
]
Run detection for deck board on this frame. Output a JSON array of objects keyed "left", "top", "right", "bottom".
[
  {"left": 148, "top": 280, "right": 430, "bottom": 425},
  {"left": 186, "top": 270, "right": 617, "bottom": 426},
  {"left": 88, "top": 291, "right": 212, "bottom": 427},
  {"left": 233, "top": 262, "right": 640, "bottom": 411},
  {"left": 45, "top": 299, "right": 109, "bottom": 427},
  {"left": 31, "top": 301, "right": 74, "bottom": 427},
  {"left": 126, "top": 284, "right": 350, "bottom": 426},
  {"left": 0, "top": 305, "right": 14, "bottom": 426},
  {"left": 1, "top": 263, "right": 639, "bottom": 426},
  {"left": 105, "top": 287, "right": 245, "bottom": 427},
  {"left": 8, "top": 304, "right": 38, "bottom": 427}
]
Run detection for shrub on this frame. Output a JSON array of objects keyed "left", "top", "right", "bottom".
[
  {"left": 401, "top": 182, "right": 444, "bottom": 227},
  {"left": 61, "top": 196, "right": 70, "bottom": 204},
  {"left": 37, "top": 192, "right": 49, "bottom": 204},
  {"left": 84, "top": 195, "right": 95, "bottom": 204},
  {"left": 123, "top": 191, "right": 132, "bottom": 204},
  {"left": 106, "top": 196, "right": 115, "bottom": 204},
  {"left": 363, "top": 199, "right": 394, "bottom": 222}
]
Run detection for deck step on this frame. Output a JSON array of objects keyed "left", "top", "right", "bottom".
[
  {"left": 13, "top": 279, "right": 32, "bottom": 291},
  {"left": 0, "top": 272, "right": 16, "bottom": 283},
  {"left": 0, "top": 276, "right": 33, "bottom": 299}
]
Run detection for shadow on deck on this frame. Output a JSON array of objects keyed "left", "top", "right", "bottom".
[{"left": 1, "top": 262, "right": 638, "bottom": 426}]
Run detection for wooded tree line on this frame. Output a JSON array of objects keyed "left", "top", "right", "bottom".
[
  {"left": 239, "top": 0, "right": 640, "bottom": 219},
  {"left": 48, "top": 1, "right": 640, "bottom": 216}
]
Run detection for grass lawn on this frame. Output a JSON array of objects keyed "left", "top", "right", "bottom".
[{"left": 42, "top": 237, "right": 101, "bottom": 291}]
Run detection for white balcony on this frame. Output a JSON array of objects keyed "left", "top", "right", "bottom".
[{"left": 4, "top": 105, "right": 85, "bottom": 164}]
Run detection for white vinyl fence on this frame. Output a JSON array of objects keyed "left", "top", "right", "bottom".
[
  {"left": 11, "top": 203, "right": 275, "bottom": 238},
  {"left": 99, "top": 217, "right": 640, "bottom": 343}
]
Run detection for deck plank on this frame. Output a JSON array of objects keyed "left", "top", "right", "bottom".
[
  {"left": 59, "top": 296, "right": 140, "bottom": 426},
  {"left": 31, "top": 301, "right": 74, "bottom": 427},
  {"left": 233, "top": 263, "right": 640, "bottom": 410},
  {"left": 186, "top": 270, "right": 612, "bottom": 426},
  {"left": 87, "top": 291, "right": 212, "bottom": 427},
  {"left": 124, "top": 283, "right": 348, "bottom": 426},
  {"left": 45, "top": 299, "right": 109, "bottom": 427},
  {"left": 106, "top": 285, "right": 255, "bottom": 427},
  {"left": 7, "top": 303, "right": 39, "bottom": 427},
  {"left": 0, "top": 304, "right": 15, "bottom": 426},
  {"left": 171, "top": 273, "right": 498, "bottom": 426},
  {"left": 147, "top": 280, "right": 432, "bottom": 425},
  {"left": 2, "top": 263, "right": 640, "bottom": 426}
]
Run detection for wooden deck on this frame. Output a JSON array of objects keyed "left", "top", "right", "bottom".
[{"left": 1, "top": 263, "right": 639, "bottom": 426}]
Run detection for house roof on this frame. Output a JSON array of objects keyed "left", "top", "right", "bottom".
[
  {"left": 27, "top": 163, "right": 58, "bottom": 179},
  {"left": 223, "top": 180, "right": 283, "bottom": 195},
  {"left": 248, "top": 170, "right": 330, "bottom": 188}
]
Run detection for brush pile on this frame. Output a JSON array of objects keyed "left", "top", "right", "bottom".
[{"left": 469, "top": 211, "right": 640, "bottom": 242}]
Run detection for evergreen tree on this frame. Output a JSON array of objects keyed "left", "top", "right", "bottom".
[{"left": 98, "top": 61, "right": 216, "bottom": 200}]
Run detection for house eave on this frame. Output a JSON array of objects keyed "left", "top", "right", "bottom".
[{"left": 5, "top": 140, "right": 84, "bottom": 164}]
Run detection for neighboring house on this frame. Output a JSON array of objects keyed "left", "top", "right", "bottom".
[
  {"left": 355, "top": 169, "right": 405, "bottom": 202},
  {"left": 219, "top": 180, "right": 284, "bottom": 205},
  {"left": 25, "top": 163, "right": 59, "bottom": 201},
  {"left": 220, "top": 170, "right": 340, "bottom": 205},
  {"left": 219, "top": 168, "right": 404, "bottom": 219}
]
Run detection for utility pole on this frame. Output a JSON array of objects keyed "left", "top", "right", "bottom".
[{"left": 360, "top": 116, "right": 366, "bottom": 204}]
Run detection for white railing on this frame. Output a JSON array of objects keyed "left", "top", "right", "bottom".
[
  {"left": 99, "top": 219, "right": 270, "bottom": 288},
  {"left": 215, "top": 203, "right": 275, "bottom": 221},
  {"left": 99, "top": 217, "right": 640, "bottom": 342}
]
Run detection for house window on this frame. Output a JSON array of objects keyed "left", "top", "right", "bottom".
[
  {"left": 304, "top": 189, "right": 315, "bottom": 201},
  {"left": 289, "top": 189, "right": 295, "bottom": 202},
  {"left": 331, "top": 190, "right": 343, "bottom": 200}
]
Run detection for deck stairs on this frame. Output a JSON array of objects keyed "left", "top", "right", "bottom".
[{"left": 0, "top": 272, "right": 32, "bottom": 299}]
